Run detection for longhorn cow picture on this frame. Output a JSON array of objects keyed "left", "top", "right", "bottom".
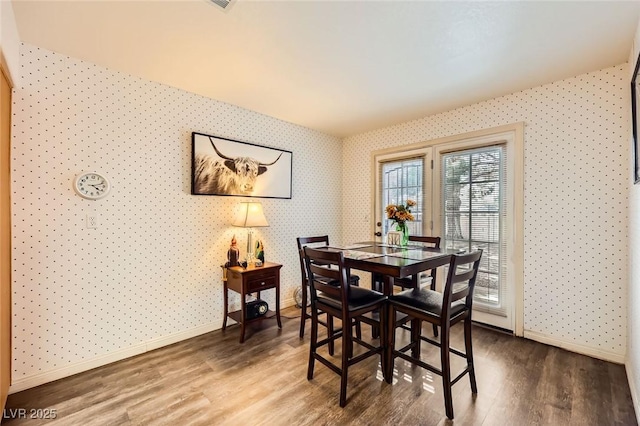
[{"left": 191, "top": 132, "right": 293, "bottom": 199}]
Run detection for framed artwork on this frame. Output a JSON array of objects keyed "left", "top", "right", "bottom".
[
  {"left": 632, "top": 51, "right": 640, "bottom": 184},
  {"left": 191, "top": 132, "right": 293, "bottom": 198}
]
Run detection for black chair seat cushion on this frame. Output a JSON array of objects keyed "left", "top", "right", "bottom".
[
  {"left": 389, "top": 288, "right": 466, "bottom": 318},
  {"left": 394, "top": 276, "right": 414, "bottom": 288},
  {"left": 318, "top": 286, "right": 386, "bottom": 312},
  {"left": 394, "top": 274, "right": 433, "bottom": 288}
]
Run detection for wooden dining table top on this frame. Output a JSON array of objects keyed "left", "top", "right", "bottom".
[{"left": 326, "top": 241, "right": 459, "bottom": 294}]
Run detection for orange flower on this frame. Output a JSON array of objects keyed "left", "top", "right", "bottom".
[{"left": 385, "top": 200, "right": 416, "bottom": 224}]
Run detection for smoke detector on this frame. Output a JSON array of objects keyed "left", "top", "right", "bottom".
[{"left": 206, "top": 0, "right": 237, "bottom": 12}]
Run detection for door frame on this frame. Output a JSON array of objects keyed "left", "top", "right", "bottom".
[
  {"left": 370, "top": 123, "right": 524, "bottom": 336},
  {"left": 0, "top": 64, "right": 12, "bottom": 406}
]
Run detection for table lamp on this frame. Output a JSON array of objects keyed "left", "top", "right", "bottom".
[{"left": 232, "top": 202, "right": 269, "bottom": 265}]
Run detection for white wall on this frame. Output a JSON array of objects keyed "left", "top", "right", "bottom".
[
  {"left": 627, "top": 16, "right": 640, "bottom": 423},
  {"left": 10, "top": 44, "right": 344, "bottom": 392},
  {"left": 343, "top": 65, "right": 629, "bottom": 363}
]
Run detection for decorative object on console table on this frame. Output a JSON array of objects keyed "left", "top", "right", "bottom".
[
  {"left": 232, "top": 202, "right": 269, "bottom": 265},
  {"left": 255, "top": 240, "right": 264, "bottom": 266},
  {"left": 222, "top": 261, "right": 282, "bottom": 343},
  {"left": 191, "top": 132, "right": 293, "bottom": 198},
  {"left": 226, "top": 235, "right": 240, "bottom": 267}
]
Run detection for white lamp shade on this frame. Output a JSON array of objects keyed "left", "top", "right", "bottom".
[{"left": 232, "top": 202, "right": 269, "bottom": 227}]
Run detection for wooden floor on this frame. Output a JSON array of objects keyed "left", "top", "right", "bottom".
[{"left": 4, "top": 307, "right": 637, "bottom": 425}]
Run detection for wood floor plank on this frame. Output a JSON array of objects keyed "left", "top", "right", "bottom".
[{"left": 3, "top": 308, "right": 637, "bottom": 425}]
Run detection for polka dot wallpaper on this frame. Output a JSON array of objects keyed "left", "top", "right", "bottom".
[
  {"left": 343, "top": 65, "right": 629, "bottom": 357},
  {"left": 11, "top": 44, "right": 343, "bottom": 384},
  {"left": 10, "top": 41, "right": 631, "bottom": 387}
]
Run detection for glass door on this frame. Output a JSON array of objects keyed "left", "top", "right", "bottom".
[{"left": 440, "top": 145, "right": 511, "bottom": 329}]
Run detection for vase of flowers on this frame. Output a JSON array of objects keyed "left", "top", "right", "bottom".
[{"left": 385, "top": 199, "right": 416, "bottom": 246}]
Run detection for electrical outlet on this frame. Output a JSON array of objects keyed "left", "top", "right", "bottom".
[{"left": 86, "top": 213, "right": 99, "bottom": 229}]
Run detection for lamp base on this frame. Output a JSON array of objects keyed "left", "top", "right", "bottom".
[{"left": 246, "top": 229, "right": 255, "bottom": 265}]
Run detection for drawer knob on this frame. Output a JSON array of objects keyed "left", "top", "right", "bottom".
[{"left": 261, "top": 281, "right": 266, "bottom": 286}]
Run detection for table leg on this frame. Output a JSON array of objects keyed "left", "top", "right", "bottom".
[
  {"left": 240, "top": 292, "right": 247, "bottom": 343},
  {"left": 276, "top": 280, "right": 282, "bottom": 329},
  {"left": 222, "top": 280, "right": 228, "bottom": 330},
  {"left": 384, "top": 302, "right": 394, "bottom": 384},
  {"left": 373, "top": 275, "right": 396, "bottom": 339},
  {"left": 383, "top": 275, "right": 394, "bottom": 296}
]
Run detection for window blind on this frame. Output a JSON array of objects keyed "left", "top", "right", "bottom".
[{"left": 441, "top": 145, "right": 508, "bottom": 317}]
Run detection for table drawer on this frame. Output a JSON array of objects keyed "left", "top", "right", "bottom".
[{"left": 247, "top": 276, "right": 276, "bottom": 292}]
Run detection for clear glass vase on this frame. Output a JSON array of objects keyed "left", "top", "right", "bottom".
[{"left": 396, "top": 222, "right": 409, "bottom": 247}]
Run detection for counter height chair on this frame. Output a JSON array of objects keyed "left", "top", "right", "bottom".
[
  {"left": 373, "top": 235, "right": 441, "bottom": 337},
  {"left": 385, "top": 249, "right": 483, "bottom": 420},
  {"left": 395, "top": 235, "right": 441, "bottom": 337},
  {"left": 393, "top": 235, "right": 441, "bottom": 290},
  {"left": 296, "top": 236, "right": 361, "bottom": 343},
  {"left": 304, "top": 246, "right": 387, "bottom": 407}
]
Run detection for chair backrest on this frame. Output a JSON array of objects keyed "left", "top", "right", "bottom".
[
  {"left": 303, "top": 246, "right": 349, "bottom": 307},
  {"left": 387, "top": 231, "right": 402, "bottom": 245},
  {"left": 408, "top": 235, "right": 441, "bottom": 248},
  {"left": 296, "top": 236, "right": 330, "bottom": 283},
  {"left": 442, "top": 249, "right": 483, "bottom": 317}
]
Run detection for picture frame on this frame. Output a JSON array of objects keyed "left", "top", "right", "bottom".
[
  {"left": 632, "top": 50, "right": 640, "bottom": 184},
  {"left": 191, "top": 132, "right": 293, "bottom": 199}
]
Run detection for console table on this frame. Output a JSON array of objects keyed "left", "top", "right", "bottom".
[{"left": 222, "top": 262, "right": 283, "bottom": 343}]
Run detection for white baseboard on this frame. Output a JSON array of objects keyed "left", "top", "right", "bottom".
[
  {"left": 524, "top": 330, "right": 625, "bottom": 364},
  {"left": 9, "top": 298, "right": 299, "bottom": 394},
  {"left": 9, "top": 322, "right": 219, "bottom": 394}
]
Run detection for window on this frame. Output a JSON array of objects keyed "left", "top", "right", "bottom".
[{"left": 381, "top": 158, "right": 424, "bottom": 236}]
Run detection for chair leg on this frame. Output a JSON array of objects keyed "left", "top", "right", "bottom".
[
  {"left": 430, "top": 277, "right": 439, "bottom": 338},
  {"left": 440, "top": 323, "right": 454, "bottom": 420},
  {"left": 355, "top": 319, "right": 362, "bottom": 340},
  {"left": 384, "top": 304, "right": 395, "bottom": 384},
  {"left": 299, "top": 285, "right": 307, "bottom": 339},
  {"left": 464, "top": 317, "right": 478, "bottom": 394},
  {"left": 347, "top": 320, "right": 354, "bottom": 359},
  {"left": 327, "top": 314, "right": 335, "bottom": 356},
  {"left": 411, "top": 318, "right": 421, "bottom": 359},
  {"left": 340, "top": 317, "right": 352, "bottom": 407},
  {"left": 307, "top": 307, "right": 318, "bottom": 381}
]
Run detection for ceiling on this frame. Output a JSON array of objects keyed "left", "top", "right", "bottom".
[{"left": 11, "top": 0, "right": 640, "bottom": 138}]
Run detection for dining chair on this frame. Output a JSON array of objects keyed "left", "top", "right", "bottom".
[
  {"left": 385, "top": 249, "right": 483, "bottom": 420},
  {"left": 373, "top": 235, "right": 441, "bottom": 336},
  {"left": 304, "top": 246, "right": 387, "bottom": 407},
  {"left": 394, "top": 235, "right": 441, "bottom": 336},
  {"left": 393, "top": 235, "right": 441, "bottom": 290},
  {"left": 296, "top": 236, "right": 361, "bottom": 349},
  {"left": 386, "top": 231, "right": 402, "bottom": 245}
]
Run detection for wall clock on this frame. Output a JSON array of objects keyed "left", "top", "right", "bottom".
[{"left": 73, "top": 172, "right": 111, "bottom": 200}]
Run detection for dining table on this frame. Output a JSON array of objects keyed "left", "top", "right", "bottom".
[
  {"left": 330, "top": 240, "right": 458, "bottom": 296},
  {"left": 326, "top": 240, "right": 460, "bottom": 382}
]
